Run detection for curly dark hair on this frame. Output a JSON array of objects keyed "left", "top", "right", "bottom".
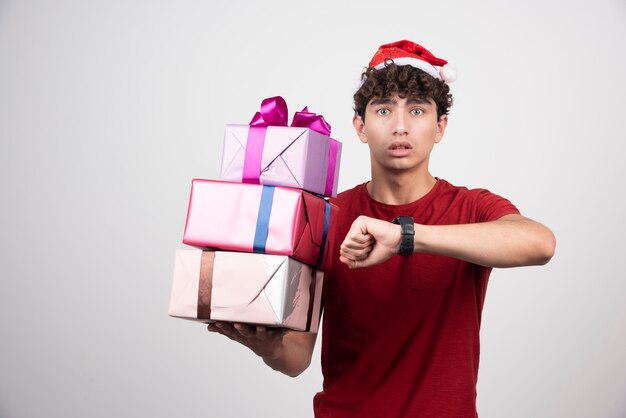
[{"left": 353, "top": 61, "right": 453, "bottom": 120}]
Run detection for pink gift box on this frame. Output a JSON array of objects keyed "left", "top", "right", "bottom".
[
  {"left": 182, "top": 179, "right": 337, "bottom": 269},
  {"left": 220, "top": 124, "right": 342, "bottom": 198},
  {"left": 168, "top": 249, "right": 323, "bottom": 332}
]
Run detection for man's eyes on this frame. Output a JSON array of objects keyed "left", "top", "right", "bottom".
[{"left": 375, "top": 108, "right": 424, "bottom": 116}]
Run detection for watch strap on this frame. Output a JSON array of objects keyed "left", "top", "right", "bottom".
[{"left": 391, "top": 216, "right": 414, "bottom": 256}]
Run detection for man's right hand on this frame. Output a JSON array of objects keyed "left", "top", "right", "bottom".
[
  {"left": 208, "top": 322, "right": 287, "bottom": 360},
  {"left": 207, "top": 322, "right": 317, "bottom": 377}
]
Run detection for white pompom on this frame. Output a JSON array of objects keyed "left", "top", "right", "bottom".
[{"left": 440, "top": 65, "right": 457, "bottom": 83}]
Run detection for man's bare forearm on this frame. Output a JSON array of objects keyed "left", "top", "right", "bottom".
[
  {"left": 414, "top": 214, "right": 556, "bottom": 268},
  {"left": 339, "top": 214, "right": 555, "bottom": 269}
]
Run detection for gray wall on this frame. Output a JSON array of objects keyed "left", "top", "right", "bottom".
[{"left": 1, "top": 0, "right": 624, "bottom": 417}]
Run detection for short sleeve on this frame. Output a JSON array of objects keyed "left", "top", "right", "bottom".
[{"left": 472, "top": 189, "right": 520, "bottom": 222}]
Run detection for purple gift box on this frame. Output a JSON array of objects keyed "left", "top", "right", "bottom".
[
  {"left": 220, "top": 124, "right": 342, "bottom": 197},
  {"left": 218, "top": 96, "right": 342, "bottom": 198}
]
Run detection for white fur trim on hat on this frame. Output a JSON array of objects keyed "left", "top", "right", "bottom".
[{"left": 374, "top": 57, "right": 441, "bottom": 80}]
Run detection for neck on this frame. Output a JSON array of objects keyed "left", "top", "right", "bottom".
[{"left": 366, "top": 169, "right": 437, "bottom": 205}]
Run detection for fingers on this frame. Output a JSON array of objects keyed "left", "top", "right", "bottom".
[
  {"left": 341, "top": 237, "right": 373, "bottom": 252},
  {"left": 213, "top": 322, "right": 255, "bottom": 340},
  {"left": 339, "top": 255, "right": 360, "bottom": 269},
  {"left": 256, "top": 325, "right": 271, "bottom": 341},
  {"left": 234, "top": 323, "right": 254, "bottom": 338},
  {"left": 343, "top": 232, "right": 374, "bottom": 247},
  {"left": 207, "top": 322, "right": 289, "bottom": 358},
  {"left": 208, "top": 322, "right": 284, "bottom": 341},
  {"left": 340, "top": 245, "right": 372, "bottom": 262},
  {"left": 208, "top": 322, "right": 238, "bottom": 341},
  {"left": 340, "top": 231, "right": 374, "bottom": 260},
  {"left": 340, "top": 217, "right": 376, "bottom": 261}
]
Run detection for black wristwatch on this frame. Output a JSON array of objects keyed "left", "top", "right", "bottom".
[{"left": 391, "top": 216, "right": 414, "bottom": 256}]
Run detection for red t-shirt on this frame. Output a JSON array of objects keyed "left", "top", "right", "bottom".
[{"left": 313, "top": 179, "right": 520, "bottom": 418}]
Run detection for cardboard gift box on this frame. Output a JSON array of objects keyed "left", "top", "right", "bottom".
[
  {"left": 168, "top": 250, "right": 323, "bottom": 332},
  {"left": 182, "top": 179, "right": 337, "bottom": 269},
  {"left": 220, "top": 124, "right": 342, "bottom": 198}
]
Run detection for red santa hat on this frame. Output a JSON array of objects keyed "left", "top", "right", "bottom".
[{"left": 368, "top": 40, "right": 457, "bottom": 83}]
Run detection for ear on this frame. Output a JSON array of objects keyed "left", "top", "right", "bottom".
[
  {"left": 434, "top": 114, "right": 448, "bottom": 144},
  {"left": 353, "top": 114, "right": 368, "bottom": 144}
]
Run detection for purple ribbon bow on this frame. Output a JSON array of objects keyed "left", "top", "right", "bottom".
[{"left": 249, "top": 96, "right": 331, "bottom": 136}]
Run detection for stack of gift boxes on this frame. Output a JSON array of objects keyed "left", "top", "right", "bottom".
[{"left": 168, "top": 96, "right": 342, "bottom": 332}]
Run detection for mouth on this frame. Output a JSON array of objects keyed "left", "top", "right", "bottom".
[{"left": 388, "top": 142, "right": 412, "bottom": 150}]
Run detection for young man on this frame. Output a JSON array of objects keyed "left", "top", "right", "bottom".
[{"left": 209, "top": 40, "right": 556, "bottom": 417}]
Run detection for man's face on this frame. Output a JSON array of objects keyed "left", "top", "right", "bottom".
[{"left": 353, "top": 93, "right": 447, "bottom": 175}]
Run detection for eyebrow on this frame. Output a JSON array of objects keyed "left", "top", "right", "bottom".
[
  {"left": 369, "top": 97, "right": 433, "bottom": 106},
  {"left": 407, "top": 97, "right": 433, "bottom": 106}
]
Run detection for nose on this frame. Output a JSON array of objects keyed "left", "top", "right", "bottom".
[{"left": 393, "top": 111, "right": 408, "bottom": 135}]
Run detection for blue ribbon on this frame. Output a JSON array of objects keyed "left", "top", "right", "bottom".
[
  {"left": 253, "top": 187, "right": 330, "bottom": 265},
  {"left": 316, "top": 200, "right": 331, "bottom": 266},
  {"left": 253, "top": 186, "right": 275, "bottom": 253}
]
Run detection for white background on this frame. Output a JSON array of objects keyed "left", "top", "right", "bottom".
[{"left": 1, "top": 1, "right": 625, "bottom": 417}]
